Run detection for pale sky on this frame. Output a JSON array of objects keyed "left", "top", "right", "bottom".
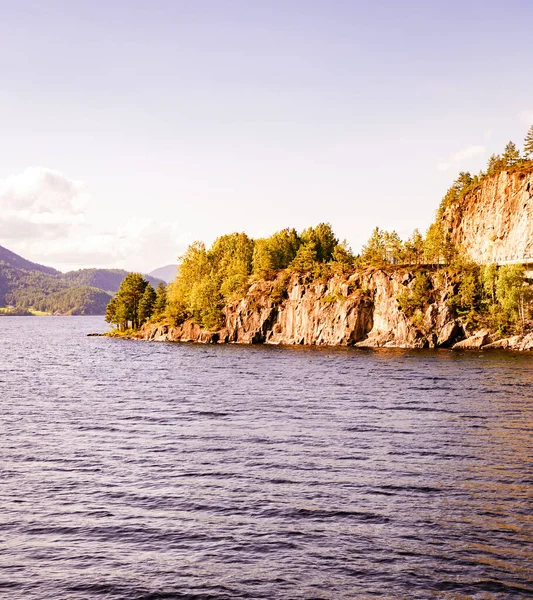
[{"left": 1, "top": 0, "right": 532, "bottom": 272}]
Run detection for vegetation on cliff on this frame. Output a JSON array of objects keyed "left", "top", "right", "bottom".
[
  {"left": 437, "top": 129, "right": 533, "bottom": 218},
  {"left": 105, "top": 125, "right": 533, "bottom": 343}
]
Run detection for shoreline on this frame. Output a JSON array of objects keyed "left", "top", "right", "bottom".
[{"left": 100, "top": 327, "right": 533, "bottom": 352}]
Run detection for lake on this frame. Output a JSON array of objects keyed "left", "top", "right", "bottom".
[{"left": 0, "top": 317, "right": 532, "bottom": 599}]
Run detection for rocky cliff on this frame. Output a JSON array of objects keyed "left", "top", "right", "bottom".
[
  {"left": 442, "top": 166, "right": 533, "bottom": 264},
  {"left": 139, "top": 269, "right": 464, "bottom": 349}
]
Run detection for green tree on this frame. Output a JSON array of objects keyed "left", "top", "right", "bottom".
[
  {"left": 105, "top": 295, "right": 119, "bottom": 327},
  {"left": 153, "top": 282, "right": 167, "bottom": 319},
  {"left": 252, "top": 228, "right": 301, "bottom": 279},
  {"left": 332, "top": 240, "right": 354, "bottom": 271},
  {"left": 167, "top": 241, "right": 211, "bottom": 324},
  {"left": 482, "top": 263, "right": 498, "bottom": 306},
  {"left": 361, "top": 227, "right": 385, "bottom": 266},
  {"left": 209, "top": 232, "right": 254, "bottom": 299},
  {"left": 300, "top": 223, "right": 338, "bottom": 263},
  {"left": 486, "top": 153, "right": 505, "bottom": 175},
  {"left": 290, "top": 242, "right": 318, "bottom": 273},
  {"left": 502, "top": 141, "right": 520, "bottom": 166},
  {"left": 405, "top": 229, "right": 424, "bottom": 264},
  {"left": 138, "top": 284, "right": 156, "bottom": 324},
  {"left": 107, "top": 273, "right": 148, "bottom": 330},
  {"left": 524, "top": 125, "right": 533, "bottom": 158},
  {"left": 383, "top": 230, "right": 404, "bottom": 264},
  {"left": 496, "top": 264, "right": 530, "bottom": 332}
]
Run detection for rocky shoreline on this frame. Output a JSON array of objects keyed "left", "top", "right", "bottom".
[{"left": 111, "top": 269, "right": 533, "bottom": 352}]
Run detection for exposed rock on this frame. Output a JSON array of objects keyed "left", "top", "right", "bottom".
[
  {"left": 442, "top": 167, "right": 533, "bottom": 264},
  {"left": 140, "top": 269, "right": 462, "bottom": 349},
  {"left": 483, "top": 333, "right": 533, "bottom": 351},
  {"left": 452, "top": 330, "right": 496, "bottom": 350}
]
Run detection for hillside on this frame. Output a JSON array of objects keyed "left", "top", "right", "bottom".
[
  {"left": 0, "top": 245, "right": 163, "bottom": 315},
  {"left": 0, "top": 245, "right": 59, "bottom": 275},
  {"left": 63, "top": 268, "right": 163, "bottom": 292}
]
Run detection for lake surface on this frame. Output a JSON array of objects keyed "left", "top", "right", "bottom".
[{"left": 0, "top": 316, "right": 532, "bottom": 600}]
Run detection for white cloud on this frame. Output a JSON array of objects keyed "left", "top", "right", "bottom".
[
  {"left": 518, "top": 110, "right": 533, "bottom": 125},
  {"left": 437, "top": 144, "right": 486, "bottom": 172},
  {"left": 0, "top": 167, "right": 87, "bottom": 240},
  {"left": 0, "top": 167, "right": 191, "bottom": 272}
]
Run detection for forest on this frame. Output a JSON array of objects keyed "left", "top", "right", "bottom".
[{"left": 0, "top": 246, "right": 163, "bottom": 315}]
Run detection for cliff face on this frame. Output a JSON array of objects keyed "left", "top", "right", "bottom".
[
  {"left": 442, "top": 167, "right": 533, "bottom": 264},
  {"left": 140, "top": 270, "right": 462, "bottom": 349}
]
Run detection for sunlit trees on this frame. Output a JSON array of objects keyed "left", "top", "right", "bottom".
[
  {"left": 503, "top": 141, "right": 520, "bottom": 166},
  {"left": 252, "top": 228, "right": 300, "bottom": 280},
  {"left": 404, "top": 229, "right": 424, "bottom": 265},
  {"left": 138, "top": 284, "right": 156, "bottom": 324},
  {"left": 496, "top": 264, "right": 532, "bottom": 332},
  {"left": 360, "top": 227, "right": 386, "bottom": 266},
  {"left": 524, "top": 125, "right": 533, "bottom": 158},
  {"left": 105, "top": 273, "right": 149, "bottom": 330},
  {"left": 299, "top": 223, "right": 338, "bottom": 263},
  {"left": 290, "top": 242, "right": 318, "bottom": 273},
  {"left": 153, "top": 283, "right": 168, "bottom": 320}
]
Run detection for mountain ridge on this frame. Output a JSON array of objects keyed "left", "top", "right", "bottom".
[{"left": 0, "top": 245, "right": 164, "bottom": 315}]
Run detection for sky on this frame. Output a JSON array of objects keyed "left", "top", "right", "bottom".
[{"left": 1, "top": 0, "right": 532, "bottom": 273}]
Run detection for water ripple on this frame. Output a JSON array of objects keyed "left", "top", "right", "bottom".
[{"left": 0, "top": 316, "right": 532, "bottom": 600}]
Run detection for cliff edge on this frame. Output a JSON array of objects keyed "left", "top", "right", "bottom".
[
  {"left": 442, "top": 166, "right": 533, "bottom": 264},
  {"left": 138, "top": 269, "right": 465, "bottom": 349}
]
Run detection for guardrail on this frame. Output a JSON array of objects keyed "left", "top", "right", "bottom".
[{"left": 495, "top": 254, "right": 533, "bottom": 266}]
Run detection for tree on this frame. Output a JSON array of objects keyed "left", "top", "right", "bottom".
[
  {"left": 361, "top": 227, "right": 385, "bottom": 266},
  {"left": 252, "top": 228, "right": 301, "bottom": 279},
  {"left": 502, "top": 141, "right": 520, "bottom": 166},
  {"left": 106, "top": 273, "right": 148, "bottom": 330},
  {"left": 105, "top": 295, "right": 119, "bottom": 327},
  {"left": 405, "top": 229, "right": 424, "bottom": 264},
  {"left": 482, "top": 264, "right": 498, "bottom": 306},
  {"left": 486, "top": 153, "right": 505, "bottom": 175},
  {"left": 524, "top": 125, "right": 533, "bottom": 158},
  {"left": 138, "top": 284, "right": 156, "bottom": 324},
  {"left": 383, "top": 230, "right": 404, "bottom": 264},
  {"left": 153, "top": 283, "right": 167, "bottom": 319},
  {"left": 300, "top": 223, "right": 338, "bottom": 263},
  {"left": 332, "top": 240, "right": 354, "bottom": 271},
  {"left": 496, "top": 264, "right": 530, "bottom": 332},
  {"left": 290, "top": 242, "right": 318, "bottom": 273},
  {"left": 456, "top": 171, "right": 473, "bottom": 190}
]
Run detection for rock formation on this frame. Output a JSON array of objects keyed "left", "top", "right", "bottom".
[
  {"left": 442, "top": 166, "right": 533, "bottom": 264},
  {"left": 138, "top": 269, "right": 463, "bottom": 349}
]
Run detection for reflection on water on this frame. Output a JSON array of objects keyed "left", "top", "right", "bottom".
[{"left": 0, "top": 317, "right": 532, "bottom": 599}]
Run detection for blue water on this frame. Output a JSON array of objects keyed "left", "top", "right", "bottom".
[{"left": 0, "top": 316, "right": 532, "bottom": 599}]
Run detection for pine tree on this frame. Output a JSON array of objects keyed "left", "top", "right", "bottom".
[
  {"left": 524, "top": 125, "right": 533, "bottom": 158},
  {"left": 153, "top": 283, "right": 168, "bottom": 319},
  {"left": 113, "top": 273, "right": 148, "bottom": 329},
  {"left": 290, "top": 242, "right": 318, "bottom": 273},
  {"left": 361, "top": 227, "right": 385, "bottom": 266},
  {"left": 502, "top": 141, "right": 520, "bottom": 166},
  {"left": 138, "top": 284, "right": 156, "bottom": 324}
]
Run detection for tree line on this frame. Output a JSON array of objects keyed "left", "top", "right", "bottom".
[
  {"left": 439, "top": 125, "right": 533, "bottom": 215},
  {"left": 104, "top": 125, "right": 533, "bottom": 335},
  {"left": 105, "top": 274, "right": 168, "bottom": 331}
]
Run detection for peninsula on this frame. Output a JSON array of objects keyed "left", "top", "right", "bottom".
[{"left": 106, "top": 130, "right": 533, "bottom": 351}]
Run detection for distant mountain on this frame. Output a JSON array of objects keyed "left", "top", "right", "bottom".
[
  {"left": 0, "top": 245, "right": 164, "bottom": 315},
  {"left": 63, "top": 268, "right": 164, "bottom": 293},
  {"left": 148, "top": 264, "right": 179, "bottom": 283},
  {"left": 0, "top": 245, "right": 60, "bottom": 276}
]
